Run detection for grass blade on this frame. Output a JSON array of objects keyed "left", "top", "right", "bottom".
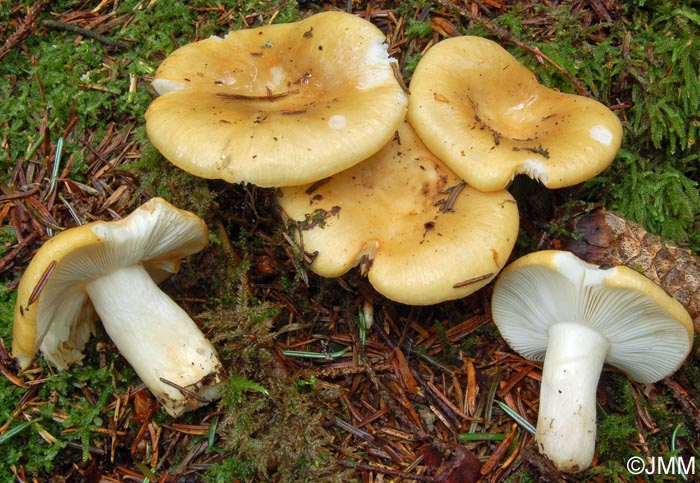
[
  {"left": 494, "top": 400, "right": 536, "bottom": 436},
  {"left": 0, "top": 417, "right": 42, "bottom": 444}
]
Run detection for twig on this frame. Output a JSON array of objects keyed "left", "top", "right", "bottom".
[
  {"left": 0, "top": 231, "right": 40, "bottom": 273},
  {"left": 0, "top": 363, "right": 25, "bottom": 388},
  {"left": 338, "top": 460, "right": 434, "bottom": 481},
  {"left": 453, "top": 272, "right": 494, "bottom": 288},
  {"left": 331, "top": 416, "right": 376, "bottom": 442},
  {"left": 411, "top": 367, "right": 463, "bottom": 430},
  {"left": 663, "top": 378, "right": 700, "bottom": 433},
  {"left": 214, "top": 218, "right": 241, "bottom": 264},
  {"left": 304, "top": 177, "right": 331, "bottom": 195},
  {"left": 0, "top": 186, "right": 41, "bottom": 203},
  {"left": 480, "top": 423, "right": 518, "bottom": 476},
  {"left": 216, "top": 89, "right": 299, "bottom": 101},
  {"left": 435, "top": 181, "right": 466, "bottom": 213},
  {"left": 0, "top": 2, "right": 48, "bottom": 62},
  {"left": 354, "top": 314, "right": 424, "bottom": 435},
  {"left": 158, "top": 378, "right": 208, "bottom": 403},
  {"left": 42, "top": 19, "right": 129, "bottom": 50},
  {"left": 27, "top": 259, "right": 56, "bottom": 306}
]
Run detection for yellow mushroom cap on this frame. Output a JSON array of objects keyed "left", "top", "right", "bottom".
[
  {"left": 145, "top": 11, "right": 408, "bottom": 188},
  {"left": 408, "top": 36, "right": 623, "bottom": 192},
  {"left": 12, "top": 197, "right": 209, "bottom": 370},
  {"left": 277, "top": 120, "right": 519, "bottom": 305}
]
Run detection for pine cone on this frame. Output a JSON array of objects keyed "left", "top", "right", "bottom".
[{"left": 551, "top": 208, "right": 700, "bottom": 333}]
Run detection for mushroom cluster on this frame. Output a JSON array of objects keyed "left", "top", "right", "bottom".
[
  {"left": 271, "top": 19, "right": 621, "bottom": 304},
  {"left": 136, "top": 11, "right": 692, "bottom": 474},
  {"left": 141, "top": 11, "right": 624, "bottom": 305},
  {"left": 138, "top": 10, "right": 692, "bottom": 469},
  {"left": 13, "top": 13, "right": 691, "bottom": 471},
  {"left": 143, "top": 10, "right": 521, "bottom": 304}
]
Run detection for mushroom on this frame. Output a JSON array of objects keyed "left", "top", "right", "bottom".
[
  {"left": 145, "top": 11, "right": 408, "bottom": 188},
  {"left": 277, "top": 120, "right": 519, "bottom": 305},
  {"left": 407, "top": 36, "right": 622, "bottom": 192},
  {"left": 491, "top": 250, "right": 693, "bottom": 472},
  {"left": 12, "top": 197, "right": 223, "bottom": 417}
]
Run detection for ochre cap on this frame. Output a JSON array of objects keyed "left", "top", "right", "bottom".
[
  {"left": 146, "top": 11, "right": 408, "bottom": 187},
  {"left": 278, "top": 120, "right": 519, "bottom": 305},
  {"left": 408, "top": 36, "right": 622, "bottom": 192}
]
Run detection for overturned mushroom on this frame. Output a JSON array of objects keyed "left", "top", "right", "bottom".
[
  {"left": 278, "top": 120, "right": 519, "bottom": 305},
  {"left": 491, "top": 250, "right": 693, "bottom": 472},
  {"left": 12, "top": 198, "right": 223, "bottom": 417},
  {"left": 408, "top": 36, "right": 622, "bottom": 192},
  {"left": 145, "top": 11, "right": 408, "bottom": 187}
]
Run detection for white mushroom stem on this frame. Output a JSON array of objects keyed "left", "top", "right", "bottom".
[
  {"left": 536, "top": 322, "right": 609, "bottom": 472},
  {"left": 85, "top": 263, "right": 223, "bottom": 417}
]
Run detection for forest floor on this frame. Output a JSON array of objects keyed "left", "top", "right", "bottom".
[{"left": 1, "top": 1, "right": 699, "bottom": 482}]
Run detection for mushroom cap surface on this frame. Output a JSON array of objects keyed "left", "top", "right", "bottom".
[
  {"left": 12, "top": 197, "right": 209, "bottom": 369},
  {"left": 408, "top": 36, "right": 622, "bottom": 192},
  {"left": 277, "top": 120, "right": 519, "bottom": 305},
  {"left": 145, "top": 11, "right": 408, "bottom": 188},
  {"left": 491, "top": 250, "right": 693, "bottom": 383}
]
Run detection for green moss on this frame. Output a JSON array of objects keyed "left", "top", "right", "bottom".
[
  {"left": 396, "top": 0, "right": 432, "bottom": 18},
  {"left": 0, "top": 286, "right": 15, "bottom": 347},
  {"left": 586, "top": 151, "right": 700, "bottom": 248},
  {"left": 585, "top": 4, "right": 699, "bottom": 249},
  {"left": 679, "top": 360, "right": 700, "bottom": 406},
  {"left": 401, "top": 52, "right": 423, "bottom": 80},
  {"left": 405, "top": 18, "right": 433, "bottom": 39},
  {"left": 596, "top": 374, "right": 638, "bottom": 462},
  {"left": 505, "top": 469, "right": 536, "bottom": 483},
  {"left": 222, "top": 374, "right": 269, "bottom": 408},
  {"left": 272, "top": 0, "right": 302, "bottom": 24},
  {"left": 205, "top": 455, "right": 256, "bottom": 483},
  {"left": 215, "top": 379, "right": 348, "bottom": 483},
  {"left": 0, "top": 279, "right": 146, "bottom": 479},
  {"left": 0, "top": 351, "right": 137, "bottom": 479},
  {"left": 125, "top": 140, "right": 216, "bottom": 217},
  {"left": 200, "top": 261, "right": 352, "bottom": 482}
]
